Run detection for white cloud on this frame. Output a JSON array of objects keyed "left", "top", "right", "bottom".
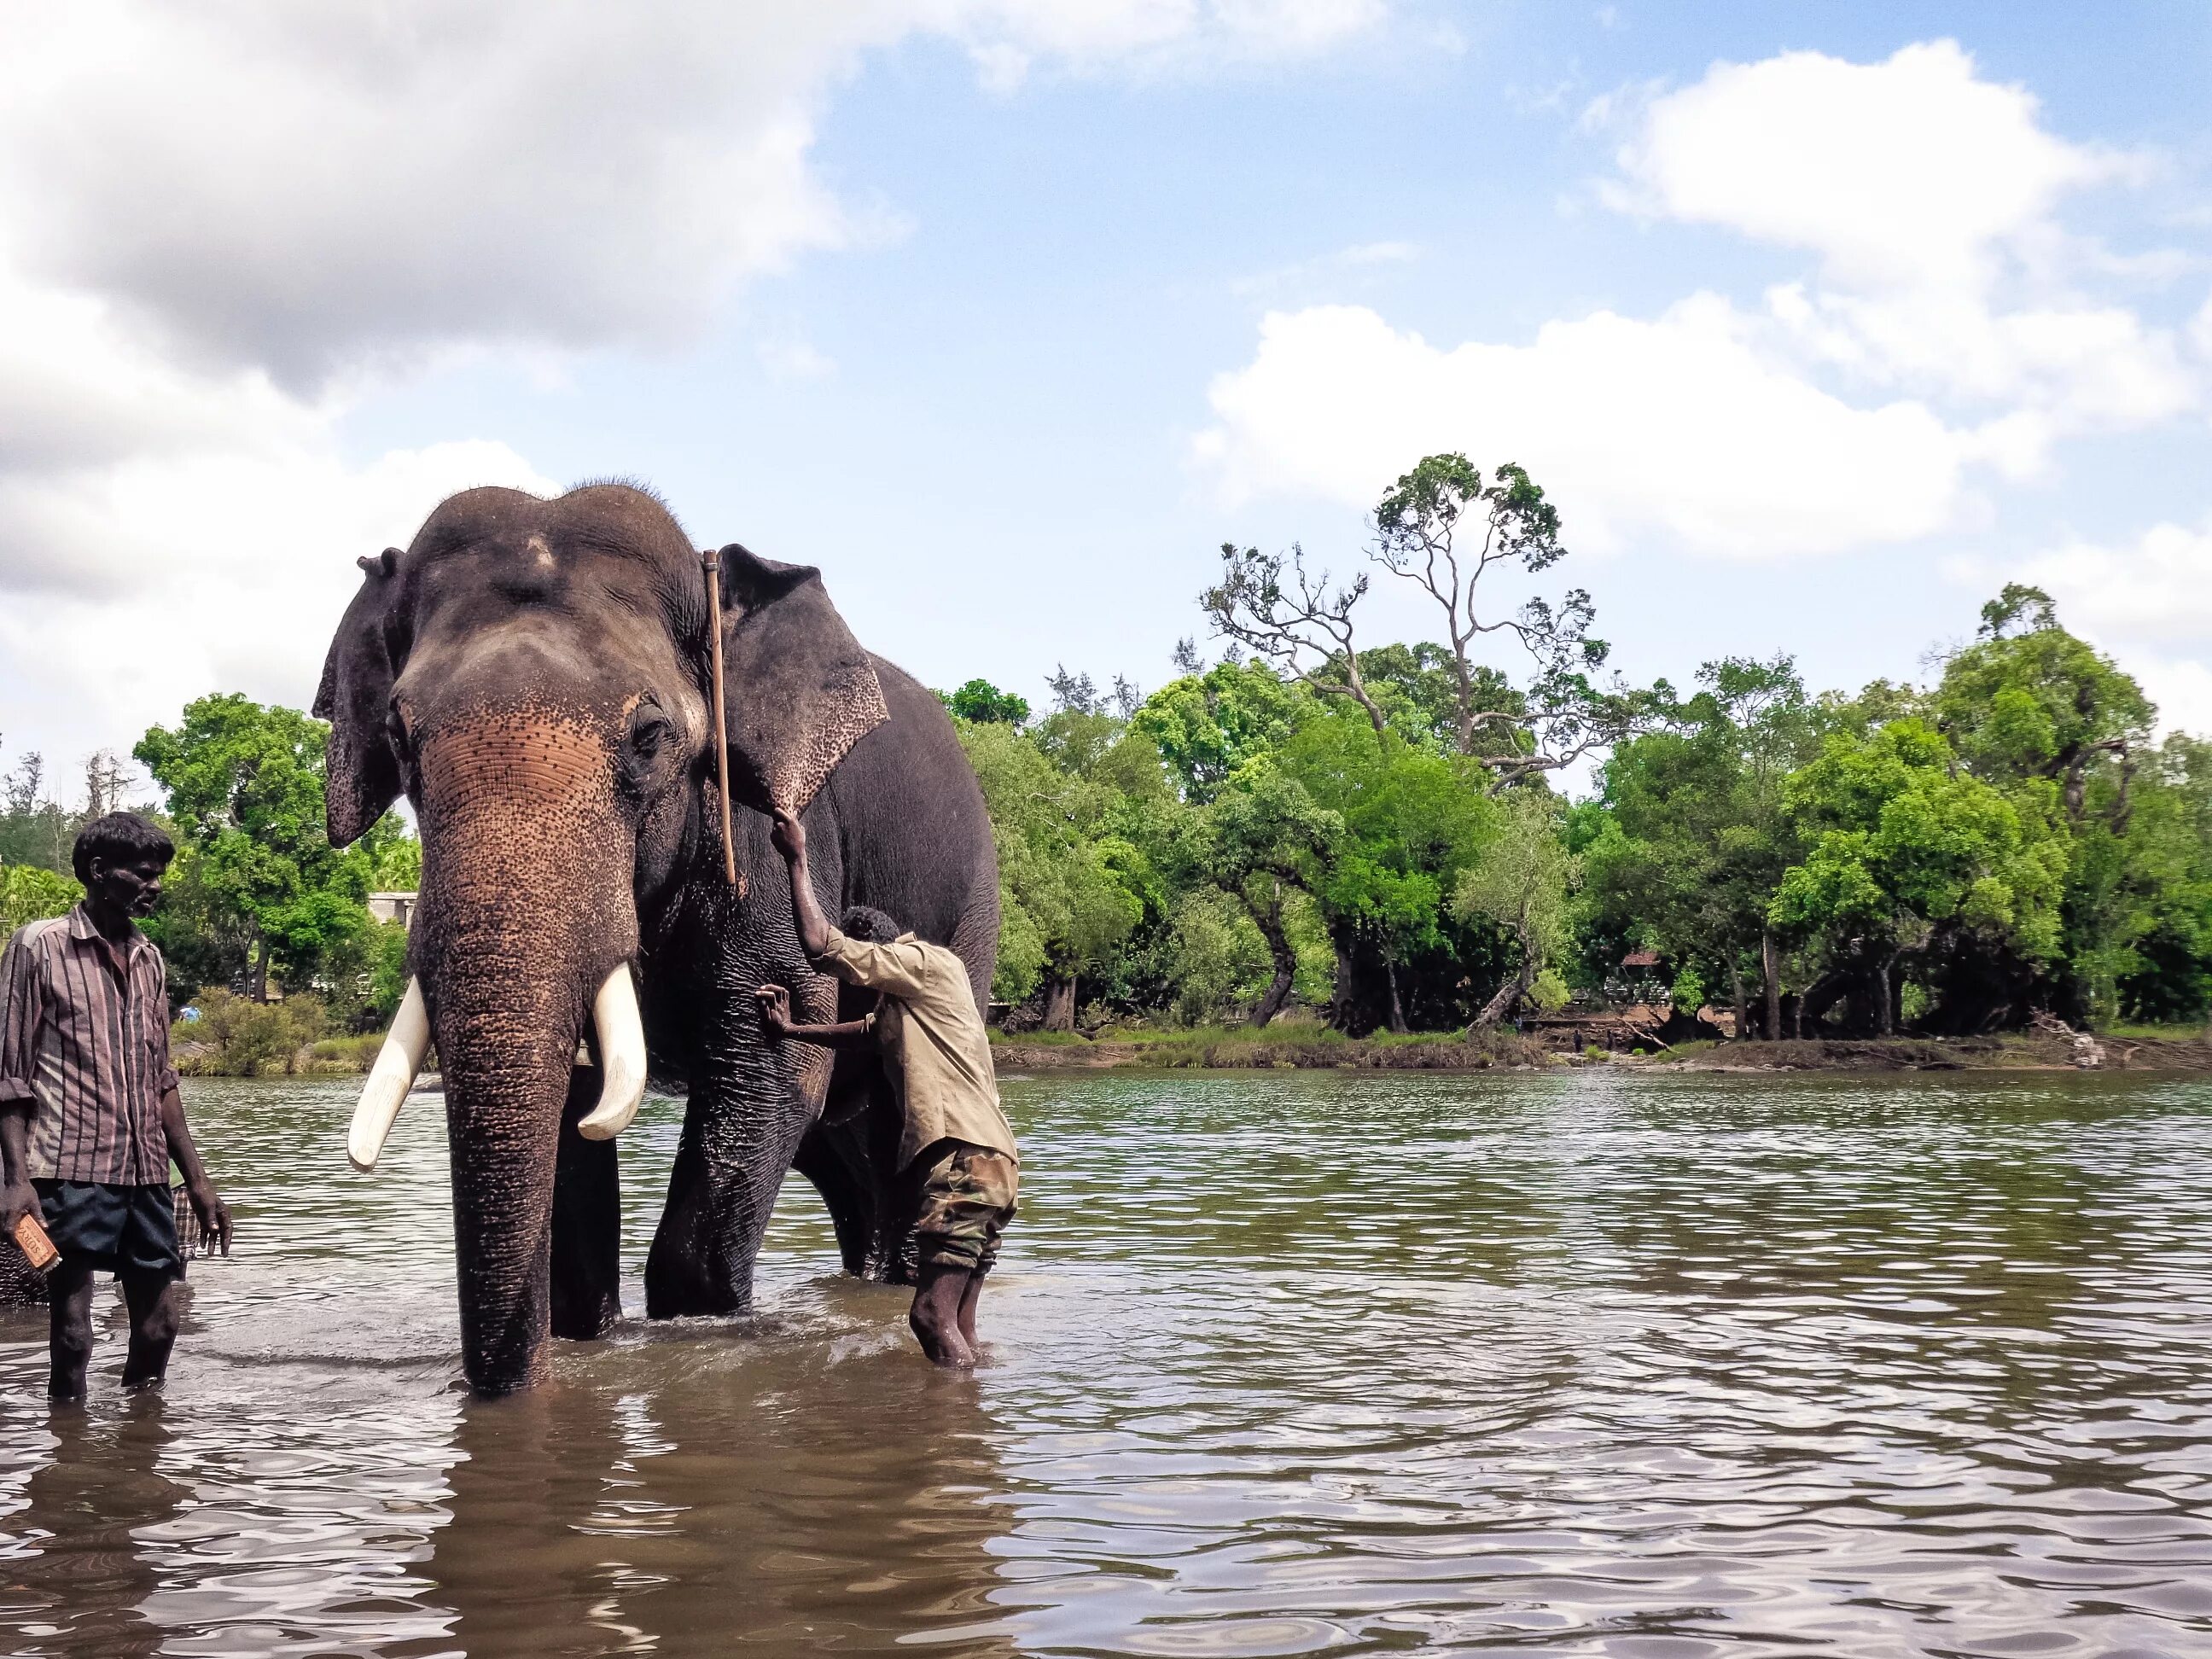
[
  {"left": 1201, "top": 40, "right": 2199, "bottom": 560},
  {"left": 1197, "top": 301, "right": 1971, "bottom": 556},
  {"left": 2017, "top": 519, "right": 2212, "bottom": 645},
  {"left": 2133, "top": 656, "right": 2212, "bottom": 740},
  {"left": 0, "top": 438, "right": 556, "bottom": 768},
  {"left": 1610, "top": 40, "right": 2124, "bottom": 290},
  {"left": 1947, "top": 520, "right": 2212, "bottom": 736},
  {"left": 0, "top": 0, "right": 1388, "bottom": 765},
  {"left": 1607, "top": 40, "right": 2189, "bottom": 430},
  {"left": 0, "top": 3, "right": 1385, "bottom": 384},
  {"left": 757, "top": 338, "right": 839, "bottom": 381}
]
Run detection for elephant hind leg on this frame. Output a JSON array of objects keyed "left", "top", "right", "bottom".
[
  {"left": 550, "top": 1066, "right": 621, "bottom": 1341},
  {"left": 795, "top": 1087, "right": 916, "bottom": 1286}
]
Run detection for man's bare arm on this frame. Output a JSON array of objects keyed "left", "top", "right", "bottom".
[
  {"left": 0, "top": 1108, "right": 33, "bottom": 1233},
  {"left": 755, "top": 984, "right": 872, "bottom": 1048},
  {"left": 777, "top": 1019, "right": 878, "bottom": 1049},
  {"left": 770, "top": 808, "right": 835, "bottom": 958}
]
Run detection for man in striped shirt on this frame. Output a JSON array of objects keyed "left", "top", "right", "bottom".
[{"left": 0, "top": 813, "right": 231, "bottom": 1400}]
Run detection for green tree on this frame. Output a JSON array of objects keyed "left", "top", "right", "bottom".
[
  {"left": 0, "top": 864, "right": 80, "bottom": 933},
  {"left": 2113, "top": 735, "right": 2212, "bottom": 1022},
  {"left": 1936, "top": 584, "right": 2151, "bottom": 824},
  {"left": 1583, "top": 656, "right": 1817, "bottom": 1037},
  {"left": 1370, "top": 455, "right": 1572, "bottom": 760},
  {"left": 1170, "top": 758, "right": 1342, "bottom": 1026},
  {"left": 1282, "top": 705, "right": 1496, "bottom": 1032},
  {"left": 1770, "top": 719, "right": 2066, "bottom": 1034},
  {"left": 1454, "top": 789, "right": 1577, "bottom": 1025},
  {"left": 0, "top": 748, "right": 72, "bottom": 873},
  {"left": 957, "top": 718, "right": 1150, "bottom": 1027},
  {"left": 944, "top": 679, "right": 1032, "bottom": 725},
  {"left": 1199, "top": 456, "right": 1663, "bottom": 789},
  {"left": 135, "top": 695, "right": 399, "bottom": 1001},
  {"left": 1133, "top": 659, "right": 1318, "bottom": 802}
]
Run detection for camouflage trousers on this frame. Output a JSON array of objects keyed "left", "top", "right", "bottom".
[{"left": 911, "top": 1141, "right": 1019, "bottom": 1275}]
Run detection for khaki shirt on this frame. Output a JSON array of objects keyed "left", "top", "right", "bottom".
[{"left": 812, "top": 928, "right": 1016, "bottom": 1172}]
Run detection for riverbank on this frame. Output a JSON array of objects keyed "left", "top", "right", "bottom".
[
  {"left": 993, "top": 1026, "right": 1556, "bottom": 1071},
  {"left": 992, "top": 1026, "right": 2212, "bottom": 1074},
  {"left": 181, "top": 1022, "right": 2212, "bottom": 1078}
]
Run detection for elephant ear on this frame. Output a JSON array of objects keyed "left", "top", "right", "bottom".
[
  {"left": 713, "top": 543, "right": 888, "bottom": 815},
  {"left": 316, "top": 549, "right": 405, "bottom": 847}
]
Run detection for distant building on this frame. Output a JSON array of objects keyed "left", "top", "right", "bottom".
[{"left": 369, "top": 891, "right": 416, "bottom": 930}]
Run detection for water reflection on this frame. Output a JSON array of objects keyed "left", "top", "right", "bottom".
[
  {"left": 0, "top": 1069, "right": 2203, "bottom": 1655},
  {"left": 427, "top": 1333, "right": 1018, "bottom": 1655},
  {"left": 0, "top": 1401, "right": 183, "bottom": 1657}
]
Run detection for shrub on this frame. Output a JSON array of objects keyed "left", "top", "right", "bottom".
[
  {"left": 307, "top": 1032, "right": 392, "bottom": 1073},
  {"left": 1164, "top": 890, "right": 1271, "bottom": 1025},
  {"left": 0, "top": 864, "right": 80, "bottom": 933},
  {"left": 173, "top": 989, "right": 332, "bottom": 1077},
  {"left": 1528, "top": 967, "right": 1573, "bottom": 1013}
]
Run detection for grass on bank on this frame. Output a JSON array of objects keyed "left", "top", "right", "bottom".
[
  {"left": 173, "top": 990, "right": 401, "bottom": 1079},
  {"left": 992, "top": 1018, "right": 1555, "bottom": 1068}
]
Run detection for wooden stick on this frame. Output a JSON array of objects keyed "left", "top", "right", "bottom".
[{"left": 702, "top": 550, "right": 738, "bottom": 887}]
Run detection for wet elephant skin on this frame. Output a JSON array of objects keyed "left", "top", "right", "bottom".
[{"left": 316, "top": 484, "right": 998, "bottom": 1394}]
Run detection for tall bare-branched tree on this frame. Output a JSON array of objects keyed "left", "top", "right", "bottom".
[
  {"left": 1198, "top": 544, "right": 1390, "bottom": 735},
  {"left": 1369, "top": 454, "right": 1665, "bottom": 784},
  {"left": 1202, "top": 455, "right": 1668, "bottom": 789}
]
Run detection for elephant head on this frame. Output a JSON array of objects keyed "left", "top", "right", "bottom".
[{"left": 316, "top": 484, "right": 885, "bottom": 1394}]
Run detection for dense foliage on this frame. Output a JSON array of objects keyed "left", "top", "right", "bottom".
[
  {"left": 1, "top": 697, "right": 415, "bottom": 1027},
  {"left": 954, "top": 584, "right": 2210, "bottom": 1035},
  {"left": 2, "top": 459, "right": 2203, "bottom": 1044}
]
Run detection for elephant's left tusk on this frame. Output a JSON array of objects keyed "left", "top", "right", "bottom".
[
  {"left": 348, "top": 978, "right": 430, "bottom": 1173},
  {"left": 577, "top": 964, "right": 647, "bottom": 1141}
]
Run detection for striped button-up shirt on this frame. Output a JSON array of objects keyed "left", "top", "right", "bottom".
[{"left": 0, "top": 905, "right": 177, "bottom": 1185}]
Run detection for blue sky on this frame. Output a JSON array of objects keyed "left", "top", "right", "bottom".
[{"left": 3, "top": 2, "right": 2209, "bottom": 782}]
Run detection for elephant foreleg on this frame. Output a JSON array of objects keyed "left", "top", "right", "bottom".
[{"left": 550, "top": 1065, "right": 621, "bottom": 1340}]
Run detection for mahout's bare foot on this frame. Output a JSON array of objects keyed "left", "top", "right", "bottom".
[
  {"left": 910, "top": 1266, "right": 975, "bottom": 1367},
  {"left": 956, "top": 1272, "right": 984, "bottom": 1348}
]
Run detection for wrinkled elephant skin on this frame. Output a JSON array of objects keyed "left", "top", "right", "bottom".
[{"left": 317, "top": 486, "right": 998, "bottom": 1394}]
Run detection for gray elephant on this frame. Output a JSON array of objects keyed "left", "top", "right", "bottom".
[{"left": 317, "top": 484, "right": 999, "bottom": 1394}]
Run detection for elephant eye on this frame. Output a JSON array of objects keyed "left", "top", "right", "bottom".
[
  {"left": 386, "top": 704, "right": 416, "bottom": 761},
  {"left": 628, "top": 707, "right": 674, "bottom": 760}
]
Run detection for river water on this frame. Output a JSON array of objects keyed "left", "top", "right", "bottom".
[{"left": 0, "top": 1068, "right": 2208, "bottom": 1657}]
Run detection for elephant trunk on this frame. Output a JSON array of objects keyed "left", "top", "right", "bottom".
[{"left": 413, "top": 713, "right": 639, "bottom": 1394}]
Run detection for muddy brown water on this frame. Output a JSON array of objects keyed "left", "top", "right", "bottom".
[{"left": 0, "top": 1069, "right": 2208, "bottom": 1656}]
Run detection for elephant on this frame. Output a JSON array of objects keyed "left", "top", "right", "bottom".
[{"left": 316, "top": 483, "right": 999, "bottom": 1394}]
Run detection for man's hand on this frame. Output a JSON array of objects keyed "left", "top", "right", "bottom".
[
  {"left": 770, "top": 807, "right": 806, "bottom": 864},
  {"left": 187, "top": 1179, "right": 232, "bottom": 1258},
  {"left": 755, "top": 983, "right": 794, "bottom": 1037},
  {"left": 0, "top": 1179, "right": 37, "bottom": 1238}
]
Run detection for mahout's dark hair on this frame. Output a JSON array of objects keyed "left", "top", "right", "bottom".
[
  {"left": 840, "top": 905, "right": 902, "bottom": 944},
  {"left": 73, "top": 812, "right": 175, "bottom": 883}
]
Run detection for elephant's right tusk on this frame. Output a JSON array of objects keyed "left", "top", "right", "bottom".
[
  {"left": 577, "top": 964, "right": 647, "bottom": 1140},
  {"left": 348, "top": 977, "right": 430, "bottom": 1173}
]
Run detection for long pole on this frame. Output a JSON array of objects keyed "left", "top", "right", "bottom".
[{"left": 701, "top": 550, "right": 737, "bottom": 886}]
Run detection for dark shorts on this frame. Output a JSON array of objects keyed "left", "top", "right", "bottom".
[
  {"left": 33, "top": 1180, "right": 183, "bottom": 1278},
  {"left": 911, "top": 1141, "right": 1019, "bottom": 1275}
]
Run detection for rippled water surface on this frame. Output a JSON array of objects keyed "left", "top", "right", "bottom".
[{"left": 1, "top": 1068, "right": 2209, "bottom": 1656}]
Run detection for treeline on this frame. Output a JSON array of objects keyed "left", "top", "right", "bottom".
[
  {"left": 3, "top": 454, "right": 2204, "bottom": 1044},
  {"left": 0, "top": 696, "right": 416, "bottom": 1032},
  {"left": 958, "top": 597, "right": 2211, "bottom": 1037},
  {"left": 956, "top": 457, "right": 2211, "bottom": 1037}
]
